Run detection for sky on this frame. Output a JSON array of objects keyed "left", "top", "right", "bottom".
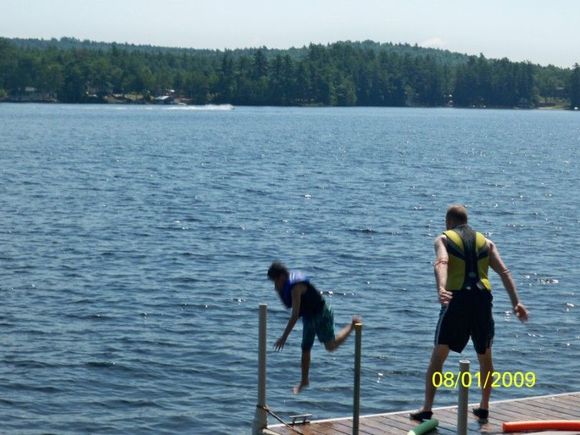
[{"left": 1, "top": 0, "right": 579, "bottom": 68}]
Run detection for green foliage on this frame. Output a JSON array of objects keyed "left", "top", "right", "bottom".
[
  {"left": 453, "top": 56, "right": 537, "bottom": 108},
  {"left": 0, "top": 37, "right": 576, "bottom": 107},
  {"left": 570, "top": 64, "right": 580, "bottom": 109}
]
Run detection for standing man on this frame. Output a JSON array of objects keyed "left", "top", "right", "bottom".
[
  {"left": 411, "top": 205, "right": 528, "bottom": 423},
  {"left": 268, "top": 261, "right": 360, "bottom": 394}
]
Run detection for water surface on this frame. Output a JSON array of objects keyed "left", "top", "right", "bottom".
[{"left": 1, "top": 104, "right": 579, "bottom": 434}]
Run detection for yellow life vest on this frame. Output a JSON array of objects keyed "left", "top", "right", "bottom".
[{"left": 443, "top": 225, "right": 491, "bottom": 291}]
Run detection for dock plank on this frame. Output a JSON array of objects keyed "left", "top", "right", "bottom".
[{"left": 265, "top": 392, "right": 580, "bottom": 434}]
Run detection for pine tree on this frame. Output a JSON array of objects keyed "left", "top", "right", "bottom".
[{"left": 570, "top": 63, "right": 580, "bottom": 109}]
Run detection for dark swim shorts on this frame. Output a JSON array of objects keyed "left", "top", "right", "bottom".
[
  {"left": 301, "top": 304, "right": 335, "bottom": 351},
  {"left": 434, "top": 288, "right": 494, "bottom": 355}
]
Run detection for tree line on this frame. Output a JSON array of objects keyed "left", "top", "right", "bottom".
[{"left": 1, "top": 37, "right": 579, "bottom": 109}]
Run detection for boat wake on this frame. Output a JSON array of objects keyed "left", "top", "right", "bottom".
[{"left": 166, "top": 104, "right": 234, "bottom": 111}]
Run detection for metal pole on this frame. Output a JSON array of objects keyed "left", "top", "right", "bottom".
[
  {"left": 352, "top": 322, "right": 363, "bottom": 435},
  {"left": 457, "top": 359, "right": 470, "bottom": 435},
  {"left": 252, "top": 304, "right": 268, "bottom": 434}
]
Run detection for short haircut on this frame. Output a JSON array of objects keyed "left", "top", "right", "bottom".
[
  {"left": 267, "top": 261, "right": 288, "bottom": 281},
  {"left": 446, "top": 204, "right": 468, "bottom": 225}
]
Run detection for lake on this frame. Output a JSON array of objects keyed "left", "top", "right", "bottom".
[{"left": 0, "top": 104, "right": 579, "bottom": 434}]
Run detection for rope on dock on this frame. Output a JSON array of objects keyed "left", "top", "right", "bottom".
[{"left": 256, "top": 405, "right": 305, "bottom": 435}]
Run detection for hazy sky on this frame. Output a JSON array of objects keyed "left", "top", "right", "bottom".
[{"left": 2, "top": 0, "right": 578, "bottom": 67}]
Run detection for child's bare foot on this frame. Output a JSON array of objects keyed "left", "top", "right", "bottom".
[{"left": 293, "top": 380, "right": 309, "bottom": 394}]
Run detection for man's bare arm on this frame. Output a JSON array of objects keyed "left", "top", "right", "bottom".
[
  {"left": 434, "top": 235, "right": 453, "bottom": 305},
  {"left": 488, "top": 240, "right": 529, "bottom": 322}
]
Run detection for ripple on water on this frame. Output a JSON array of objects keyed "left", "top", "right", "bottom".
[{"left": 1, "top": 106, "right": 580, "bottom": 433}]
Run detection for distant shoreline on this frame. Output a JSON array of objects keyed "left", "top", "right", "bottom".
[
  {"left": 0, "top": 99, "right": 575, "bottom": 111},
  {"left": 3, "top": 38, "right": 578, "bottom": 110}
]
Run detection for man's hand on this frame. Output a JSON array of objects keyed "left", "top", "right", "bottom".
[
  {"left": 513, "top": 302, "right": 529, "bottom": 322},
  {"left": 438, "top": 287, "right": 453, "bottom": 305},
  {"left": 274, "top": 336, "right": 286, "bottom": 351}
]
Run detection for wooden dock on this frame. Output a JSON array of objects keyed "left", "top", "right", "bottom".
[{"left": 264, "top": 391, "right": 580, "bottom": 434}]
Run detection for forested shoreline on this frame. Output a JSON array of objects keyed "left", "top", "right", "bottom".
[{"left": 1, "top": 37, "right": 579, "bottom": 109}]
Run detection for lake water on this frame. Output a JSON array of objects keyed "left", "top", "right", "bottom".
[{"left": 0, "top": 104, "right": 579, "bottom": 434}]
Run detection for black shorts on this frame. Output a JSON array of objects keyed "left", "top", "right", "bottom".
[{"left": 434, "top": 288, "right": 494, "bottom": 355}]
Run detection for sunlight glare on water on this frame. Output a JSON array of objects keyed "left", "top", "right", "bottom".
[{"left": 0, "top": 104, "right": 579, "bottom": 434}]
